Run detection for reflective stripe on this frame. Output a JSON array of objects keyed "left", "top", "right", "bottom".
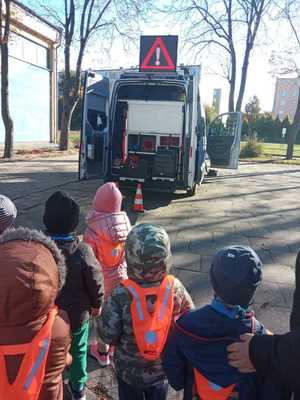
[
  {"left": 112, "top": 248, "right": 118, "bottom": 256},
  {"left": 23, "top": 339, "right": 49, "bottom": 391},
  {"left": 134, "top": 199, "right": 143, "bottom": 205},
  {"left": 127, "top": 285, "right": 144, "bottom": 320},
  {"left": 208, "top": 381, "right": 222, "bottom": 391},
  {"left": 158, "top": 282, "right": 172, "bottom": 320},
  {"left": 145, "top": 330, "right": 157, "bottom": 344}
]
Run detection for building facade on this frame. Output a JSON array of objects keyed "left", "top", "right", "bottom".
[
  {"left": 273, "top": 77, "right": 300, "bottom": 122},
  {"left": 0, "top": 0, "right": 61, "bottom": 144},
  {"left": 212, "top": 88, "right": 221, "bottom": 114}
]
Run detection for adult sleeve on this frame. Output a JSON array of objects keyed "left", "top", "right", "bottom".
[
  {"left": 162, "top": 328, "right": 187, "bottom": 391},
  {"left": 81, "top": 243, "right": 104, "bottom": 309},
  {"left": 249, "top": 329, "right": 300, "bottom": 393},
  {"left": 290, "top": 252, "right": 300, "bottom": 329}
]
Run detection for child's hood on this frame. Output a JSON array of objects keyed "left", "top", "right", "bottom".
[
  {"left": 86, "top": 210, "right": 131, "bottom": 243},
  {"left": 0, "top": 227, "right": 65, "bottom": 329},
  {"left": 125, "top": 223, "right": 172, "bottom": 284}
]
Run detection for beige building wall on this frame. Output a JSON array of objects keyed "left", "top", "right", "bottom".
[{"left": 273, "top": 77, "right": 300, "bottom": 122}]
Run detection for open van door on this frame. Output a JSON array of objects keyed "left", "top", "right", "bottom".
[
  {"left": 207, "top": 112, "right": 242, "bottom": 169},
  {"left": 79, "top": 70, "right": 110, "bottom": 180}
]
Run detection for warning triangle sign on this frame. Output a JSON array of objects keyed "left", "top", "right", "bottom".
[{"left": 139, "top": 36, "right": 178, "bottom": 73}]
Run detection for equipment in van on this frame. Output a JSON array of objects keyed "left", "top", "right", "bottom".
[{"left": 79, "top": 36, "right": 242, "bottom": 196}]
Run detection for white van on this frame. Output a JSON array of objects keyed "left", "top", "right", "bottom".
[{"left": 79, "top": 66, "right": 242, "bottom": 195}]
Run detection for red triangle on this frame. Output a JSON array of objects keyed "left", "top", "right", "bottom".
[{"left": 141, "top": 37, "right": 175, "bottom": 70}]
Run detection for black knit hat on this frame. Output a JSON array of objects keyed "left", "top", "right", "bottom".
[
  {"left": 43, "top": 191, "right": 79, "bottom": 234},
  {"left": 210, "top": 245, "right": 262, "bottom": 307}
]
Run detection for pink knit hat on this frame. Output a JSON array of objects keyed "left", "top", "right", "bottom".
[{"left": 92, "top": 182, "right": 122, "bottom": 213}]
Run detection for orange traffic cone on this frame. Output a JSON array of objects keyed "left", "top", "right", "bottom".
[{"left": 133, "top": 183, "right": 144, "bottom": 212}]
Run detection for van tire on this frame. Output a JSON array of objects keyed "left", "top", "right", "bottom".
[{"left": 187, "top": 184, "right": 197, "bottom": 197}]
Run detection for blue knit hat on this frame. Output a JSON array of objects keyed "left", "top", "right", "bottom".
[
  {"left": 210, "top": 245, "right": 262, "bottom": 307},
  {"left": 0, "top": 195, "right": 17, "bottom": 234}
]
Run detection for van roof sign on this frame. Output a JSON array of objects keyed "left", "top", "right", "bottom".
[{"left": 139, "top": 35, "right": 178, "bottom": 73}]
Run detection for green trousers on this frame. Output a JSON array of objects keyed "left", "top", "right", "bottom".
[{"left": 69, "top": 321, "right": 90, "bottom": 391}]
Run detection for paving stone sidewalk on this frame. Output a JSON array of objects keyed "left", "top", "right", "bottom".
[{"left": 1, "top": 155, "right": 300, "bottom": 399}]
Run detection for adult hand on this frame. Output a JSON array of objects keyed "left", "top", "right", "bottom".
[
  {"left": 227, "top": 334, "right": 256, "bottom": 373},
  {"left": 91, "top": 307, "right": 101, "bottom": 317}
]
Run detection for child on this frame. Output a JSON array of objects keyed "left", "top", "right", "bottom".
[
  {"left": 0, "top": 194, "right": 17, "bottom": 234},
  {"left": 43, "top": 191, "right": 104, "bottom": 400},
  {"left": 162, "top": 245, "right": 287, "bottom": 400},
  {"left": 83, "top": 182, "right": 131, "bottom": 366},
  {"left": 0, "top": 227, "right": 70, "bottom": 400},
  {"left": 97, "top": 223, "right": 194, "bottom": 400}
]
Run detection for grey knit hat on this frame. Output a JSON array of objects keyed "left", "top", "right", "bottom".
[
  {"left": 0, "top": 195, "right": 17, "bottom": 234},
  {"left": 125, "top": 223, "right": 172, "bottom": 283}
]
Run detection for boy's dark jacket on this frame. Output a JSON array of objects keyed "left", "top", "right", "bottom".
[
  {"left": 54, "top": 236, "right": 104, "bottom": 331},
  {"left": 162, "top": 300, "right": 285, "bottom": 400}
]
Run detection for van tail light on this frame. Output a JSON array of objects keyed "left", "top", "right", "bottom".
[
  {"left": 189, "top": 146, "right": 193, "bottom": 158},
  {"left": 160, "top": 136, "right": 180, "bottom": 147}
]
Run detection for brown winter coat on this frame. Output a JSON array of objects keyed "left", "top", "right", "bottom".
[{"left": 0, "top": 228, "right": 71, "bottom": 400}]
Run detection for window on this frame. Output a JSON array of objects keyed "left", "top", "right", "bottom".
[
  {"left": 281, "top": 91, "right": 287, "bottom": 97},
  {"left": 23, "top": 38, "right": 37, "bottom": 64},
  {"left": 9, "top": 34, "right": 23, "bottom": 59},
  {"left": 8, "top": 32, "right": 49, "bottom": 69},
  {"left": 280, "top": 99, "right": 285, "bottom": 106}
]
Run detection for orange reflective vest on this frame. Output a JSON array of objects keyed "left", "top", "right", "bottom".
[
  {"left": 122, "top": 275, "right": 175, "bottom": 361},
  {"left": 194, "top": 368, "right": 236, "bottom": 400},
  {"left": 0, "top": 307, "right": 58, "bottom": 400}
]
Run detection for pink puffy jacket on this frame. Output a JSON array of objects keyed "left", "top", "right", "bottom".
[{"left": 84, "top": 210, "right": 131, "bottom": 297}]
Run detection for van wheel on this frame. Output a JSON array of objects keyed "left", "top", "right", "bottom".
[{"left": 187, "top": 184, "right": 197, "bottom": 197}]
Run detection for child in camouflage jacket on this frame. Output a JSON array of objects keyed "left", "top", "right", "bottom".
[{"left": 97, "top": 223, "right": 194, "bottom": 400}]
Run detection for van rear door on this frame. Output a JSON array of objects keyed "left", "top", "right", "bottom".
[
  {"left": 207, "top": 112, "right": 242, "bottom": 169},
  {"left": 79, "top": 70, "right": 110, "bottom": 180}
]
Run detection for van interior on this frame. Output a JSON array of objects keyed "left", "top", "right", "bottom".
[{"left": 111, "top": 83, "right": 186, "bottom": 183}]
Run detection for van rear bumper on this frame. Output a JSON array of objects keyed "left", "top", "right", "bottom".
[{"left": 109, "top": 176, "right": 188, "bottom": 192}]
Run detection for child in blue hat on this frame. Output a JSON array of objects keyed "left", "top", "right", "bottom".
[{"left": 162, "top": 245, "right": 289, "bottom": 400}]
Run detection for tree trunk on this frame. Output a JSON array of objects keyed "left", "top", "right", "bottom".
[
  {"left": 236, "top": 47, "right": 251, "bottom": 112},
  {"left": 1, "top": 42, "right": 13, "bottom": 158},
  {"left": 228, "top": 48, "right": 236, "bottom": 112},
  {"left": 59, "top": 96, "right": 77, "bottom": 151},
  {"left": 286, "top": 88, "right": 300, "bottom": 160},
  {"left": 59, "top": 108, "right": 71, "bottom": 151}
]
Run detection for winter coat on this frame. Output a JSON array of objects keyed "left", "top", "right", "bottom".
[
  {"left": 162, "top": 300, "right": 287, "bottom": 400},
  {"left": 83, "top": 210, "right": 131, "bottom": 296},
  {"left": 285, "top": 250, "right": 300, "bottom": 400},
  {"left": 0, "top": 228, "right": 71, "bottom": 400},
  {"left": 290, "top": 251, "right": 300, "bottom": 329},
  {"left": 97, "top": 276, "right": 194, "bottom": 389},
  {"left": 53, "top": 236, "right": 104, "bottom": 332},
  {"left": 250, "top": 329, "right": 300, "bottom": 394}
]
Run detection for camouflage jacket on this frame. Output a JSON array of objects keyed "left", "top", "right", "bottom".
[{"left": 97, "top": 276, "right": 194, "bottom": 388}]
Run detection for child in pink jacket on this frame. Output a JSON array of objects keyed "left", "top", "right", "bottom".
[{"left": 84, "top": 182, "right": 131, "bottom": 366}]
